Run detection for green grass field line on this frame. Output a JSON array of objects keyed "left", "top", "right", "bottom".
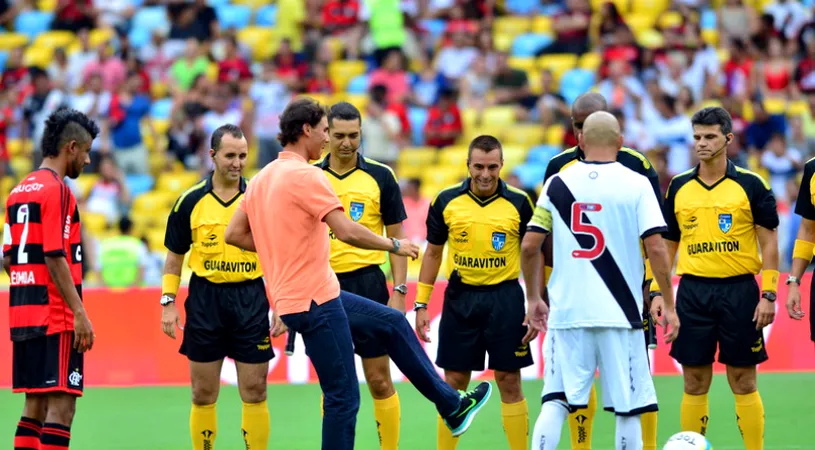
[{"left": 1, "top": 374, "right": 813, "bottom": 449}]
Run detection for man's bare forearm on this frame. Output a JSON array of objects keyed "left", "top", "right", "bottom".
[
  {"left": 790, "top": 219, "right": 815, "bottom": 278},
  {"left": 337, "top": 221, "right": 394, "bottom": 251},
  {"left": 757, "top": 227, "right": 779, "bottom": 272},
  {"left": 162, "top": 251, "right": 185, "bottom": 299},
  {"left": 418, "top": 244, "right": 444, "bottom": 285},
  {"left": 45, "top": 256, "right": 86, "bottom": 316},
  {"left": 386, "top": 223, "right": 407, "bottom": 286},
  {"left": 645, "top": 238, "right": 678, "bottom": 310},
  {"left": 521, "top": 233, "right": 546, "bottom": 300}
]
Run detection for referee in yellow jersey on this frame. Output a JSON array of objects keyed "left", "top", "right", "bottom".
[
  {"left": 317, "top": 102, "right": 408, "bottom": 450},
  {"left": 784, "top": 158, "right": 814, "bottom": 330},
  {"left": 541, "top": 93, "right": 662, "bottom": 450},
  {"left": 159, "top": 124, "right": 272, "bottom": 450},
  {"left": 651, "top": 107, "right": 778, "bottom": 450},
  {"left": 415, "top": 135, "right": 536, "bottom": 450}
]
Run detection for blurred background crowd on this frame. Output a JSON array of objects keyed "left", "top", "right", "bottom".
[{"left": 0, "top": 0, "right": 813, "bottom": 287}]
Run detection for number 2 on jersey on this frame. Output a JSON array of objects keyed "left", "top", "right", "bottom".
[
  {"left": 570, "top": 202, "right": 605, "bottom": 260},
  {"left": 16, "top": 204, "right": 29, "bottom": 264}
]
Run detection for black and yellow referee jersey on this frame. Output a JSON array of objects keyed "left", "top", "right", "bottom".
[
  {"left": 426, "top": 178, "right": 534, "bottom": 286},
  {"left": 794, "top": 157, "right": 815, "bottom": 220},
  {"left": 663, "top": 160, "right": 779, "bottom": 278},
  {"left": 317, "top": 154, "right": 407, "bottom": 274},
  {"left": 164, "top": 174, "right": 262, "bottom": 283}
]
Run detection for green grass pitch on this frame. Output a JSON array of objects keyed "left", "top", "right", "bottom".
[{"left": 1, "top": 374, "right": 813, "bottom": 449}]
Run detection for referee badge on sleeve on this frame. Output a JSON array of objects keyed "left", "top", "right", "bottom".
[
  {"left": 492, "top": 232, "right": 506, "bottom": 251},
  {"left": 718, "top": 214, "right": 732, "bottom": 233},
  {"left": 350, "top": 202, "right": 365, "bottom": 222}
]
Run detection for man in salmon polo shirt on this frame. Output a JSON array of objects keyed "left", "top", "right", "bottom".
[{"left": 225, "top": 97, "right": 493, "bottom": 450}]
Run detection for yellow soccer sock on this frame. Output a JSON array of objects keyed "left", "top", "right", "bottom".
[
  {"left": 373, "top": 393, "right": 401, "bottom": 450},
  {"left": 641, "top": 411, "right": 658, "bottom": 450},
  {"left": 568, "top": 384, "right": 596, "bottom": 449},
  {"left": 501, "top": 399, "right": 529, "bottom": 450},
  {"left": 437, "top": 414, "right": 460, "bottom": 450},
  {"left": 241, "top": 401, "right": 270, "bottom": 450},
  {"left": 735, "top": 392, "right": 764, "bottom": 450},
  {"left": 680, "top": 393, "right": 710, "bottom": 435},
  {"left": 191, "top": 403, "right": 217, "bottom": 450}
]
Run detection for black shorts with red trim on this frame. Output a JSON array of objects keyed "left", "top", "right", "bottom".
[{"left": 13, "top": 331, "right": 84, "bottom": 396}]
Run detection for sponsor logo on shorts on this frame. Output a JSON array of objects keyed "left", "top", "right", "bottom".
[
  {"left": 686, "top": 240, "right": 740, "bottom": 255},
  {"left": 515, "top": 343, "right": 528, "bottom": 357},
  {"left": 752, "top": 337, "right": 764, "bottom": 353},
  {"left": 257, "top": 336, "right": 271, "bottom": 351},
  {"left": 453, "top": 254, "right": 507, "bottom": 269},
  {"left": 68, "top": 369, "right": 82, "bottom": 387},
  {"left": 203, "top": 260, "right": 258, "bottom": 272}
]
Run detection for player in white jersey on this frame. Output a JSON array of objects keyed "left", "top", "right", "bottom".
[{"left": 520, "top": 112, "right": 680, "bottom": 450}]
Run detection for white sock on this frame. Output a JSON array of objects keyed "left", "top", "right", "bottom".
[
  {"left": 532, "top": 400, "right": 569, "bottom": 450},
  {"left": 615, "top": 415, "right": 643, "bottom": 450}
]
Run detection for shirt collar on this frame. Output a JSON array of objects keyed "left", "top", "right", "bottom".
[
  {"left": 457, "top": 177, "right": 508, "bottom": 197},
  {"left": 279, "top": 151, "right": 308, "bottom": 163},
  {"left": 691, "top": 159, "right": 738, "bottom": 179},
  {"left": 204, "top": 173, "right": 247, "bottom": 193},
  {"left": 319, "top": 153, "right": 367, "bottom": 170}
]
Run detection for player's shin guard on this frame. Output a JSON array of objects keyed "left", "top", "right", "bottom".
[
  {"left": 436, "top": 415, "right": 460, "bottom": 450},
  {"left": 40, "top": 423, "right": 70, "bottom": 450},
  {"left": 14, "top": 417, "right": 42, "bottom": 450},
  {"left": 500, "top": 399, "right": 528, "bottom": 450},
  {"left": 735, "top": 391, "right": 764, "bottom": 450},
  {"left": 191, "top": 403, "right": 217, "bottom": 450},
  {"left": 532, "top": 401, "right": 569, "bottom": 450},
  {"left": 373, "top": 392, "right": 400, "bottom": 450},
  {"left": 680, "top": 393, "right": 709, "bottom": 435},
  {"left": 640, "top": 411, "right": 657, "bottom": 450},
  {"left": 615, "top": 415, "right": 642, "bottom": 450},
  {"left": 241, "top": 401, "right": 269, "bottom": 450},
  {"left": 568, "top": 384, "right": 596, "bottom": 449}
]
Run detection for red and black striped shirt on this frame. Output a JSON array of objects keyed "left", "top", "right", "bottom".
[{"left": 3, "top": 169, "right": 82, "bottom": 342}]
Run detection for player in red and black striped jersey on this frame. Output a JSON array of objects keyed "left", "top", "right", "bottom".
[{"left": 3, "top": 109, "right": 98, "bottom": 450}]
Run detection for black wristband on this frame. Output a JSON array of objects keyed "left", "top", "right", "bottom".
[{"left": 649, "top": 291, "right": 662, "bottom": 300}]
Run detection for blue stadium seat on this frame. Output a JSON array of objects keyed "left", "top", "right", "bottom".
[
  {"left": 133, "top": 7, "right": 169, "bottom": 33},
  {"left": 347, "top": 74, "right": 369, "bottom": 94},
  {"left": 506, "top": 0, "right": 539, "bottom": 15},
  {"left": 0, "top": 51, "right": 8, "bottom": 72},
  {"left": 14, "top": 11, "right": 53, "bottom": 40},
  {"left": 408, "top": 107, "right": 428, "bottom": 146},
  {"left": 126, "top": 174, "right": 155, "bottom": 197},
  {"left": 527, "top": 145, "right": 561, "bottom": 165},
  {"left": 217, "top": 5, "right": 252, "bottom": 30},
  {"left": 419, "top": 19, "right": 447, "bottom": 45},
  {"left": 560, "top": 69, "right": 596, "bottom": 105},
  {"left": 128, "top": 27, "right": 151, "bottom": 50},
  {"left": 207, "top": 0, "right": 231, "bottom": 6},
  {"left": 513, "top": 163, "right": 547, "bottom": 189},
  {"left": 700, "top": 9, "right": 717, "bottom": 30},
  {"left": 255, "top": 5, "right": 278, "bottom": 26},
  {"left": 511, "top": 34, "right": 553, "bottom": 58},
  {"left": 150, "top": 98, "right": 173, "bottom": 120}
]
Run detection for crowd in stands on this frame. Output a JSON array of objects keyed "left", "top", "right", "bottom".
[{"left": 1, "top": 0, "right": 815, "bottom": 287}]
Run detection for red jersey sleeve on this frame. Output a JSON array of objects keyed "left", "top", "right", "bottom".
[{"left": 41, "top": 183, "right": 68, "bottom": 257}]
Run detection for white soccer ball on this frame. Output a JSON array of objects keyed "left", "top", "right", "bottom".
[{"left": 662, "top": 432, "right": 713, "bottom": 450}]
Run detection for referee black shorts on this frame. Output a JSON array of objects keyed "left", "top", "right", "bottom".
[
  {"left": 180, "top": 274, "right": 274, "bottom": 364},
  {"left": 670, "top": 274, "right": 768, "bottom": 367},
  {"left": 437, "top": 271, "right": 533, "bottom": 372},
  {"left": 337, "top": 264, "right": 390, "bottom": 359}
]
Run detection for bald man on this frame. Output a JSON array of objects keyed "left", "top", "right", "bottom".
[
  {"left": 522, "top": 112, "right": 679, "bottom": 450},
  {"left": 540, "top": 94, "right": 663, "bottom": 450}
]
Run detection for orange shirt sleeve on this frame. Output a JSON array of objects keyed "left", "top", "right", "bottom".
[{"left": 301, "top": 170, "right": 343, "bottom": 221}]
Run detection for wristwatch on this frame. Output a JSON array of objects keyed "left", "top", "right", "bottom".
[
  {"left": 761, "top": 292, "right": 777, "bottom": 303},
  {"left": 389, "top": 237, "right": 400, "bottom": 253},
  {"left": 649, "top": 291, "right": 662, "bottom": 301},
  {"left": 393, "top": 284, "right": 408, "bottom": 295},
  {"left": 413, "top": 302, "right": 428, "bottom": 312},
  {"left": 786, "top": 275, "right": 801, "bottom": 286},
  {"left": 160, "top": 295, "right": 175, "bottom": 306}
]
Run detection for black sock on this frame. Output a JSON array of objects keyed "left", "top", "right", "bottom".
[{"left": 14, "top": 417, "right": 42, "bottom": 450}]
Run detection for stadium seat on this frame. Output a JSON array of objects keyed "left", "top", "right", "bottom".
[
  {"left": 763, "top": 98, "right": 787, "bottom": 115},
  {"left": 6, "top": 139, "right": 29, "bottom": 158},
  {"left": 338, "top": 93, "right": 368, "bottom": 113},
  {"left": 527, "top": 145, "right": 561, "bottom": 165},
  {"left": 504, "top": 124, "right": 544, "bottom": 147},
  {"left": 592, "top": 0, "right": 627, "bottom": 13},
  {"left": 328, "top": 60, "right": 367, "bottom": 92},
  {"left": 625, "top": 13, "right": 657, "bottom": 34},
  {"left": 0, "top": 33, "right": 28, "bottom": 51},
  {"left": 207, "top": 0, "right": 231, "bottom": 6},
  {"left": 398, "top": 147, "right": 437, "bottom": 178},
  {"left": 700, "top": 8, "right": 717, "bottom": 30},
  {"left": 631, "top": 0, "right": 668, "bottom": 15},
  {"left": 537, "top": 54, "right": 578, "bottom": 83},
  {"left": 636, "top": 29, "right": 665, "bottom": 49},
  {"left": 126, "top": 174, "right": 155, "bottom": 197},
  {"left": 128, "top": 27, "right": 151, "bottom": 49},
  {"left": 493, "top": 16, "right": 531, "bottom": 37},
  {"left": 237, "top": 26, "right": 277, "bottom": 61},
  {"left": 37, "top": 0, "right": 57, "bottom": 11},
  {"left": 255, "top": 5, "right": 278, "bottom": 26},
  {"left": 133, "top": 191, "right": 176, "bottom": 215},
  {"left": 33, "top": 30, "right": 75, "bottom": 49},
  {"left": 788, "top": 100, "right": 810, "bottom": 117},
  {"left": 146, "top": 228, "right": 166, "bottom": 252},
  {"left": 658, "top": 11, "right": 683, "bottom": 29},
  {"left": 23, "top": 45, "right": 51, "bottom": 68},
  {"left": 82, "top": 212, "right": 109, "bottom": 234},
  {"left": 233, "top": 0, "right": 273, "bottom": 7},
  {"left": 545, "top": 125, "right": 565, "bottom": 146},
  {"left": 560, "top": 69, "right": 596, "bottom": 105},
  {"left": 578, "top": 52, "right": 601, "bottom": 72},
  {"left": 132, "top": 7, "right": 169, "bottom": 34},
  {"left": 422, "top": 165, "right": 464, "bottom": 188},
  {"left": 150, "top": 98, "right": 173, "bottom": 120},
  {"left": 0, "top": 51, "right": 8, "bottom": 72},
  {"left": 481, "top": 106, "right": 516, "bottom": 126},
  {"left": 493, "top": 33, "right": 514, "bottom": 52},
  {"left": 216, "top": 5, "right": 252, "bottom": 30},
  {"left": 419, "top": 19, "right": 447, "bottom": 45},
  {"left": 507, "top": 56, "right": 536, "bottom": 72},
  {"left": 513, "top": 163, "right": 547, "bottom": 189},
  {"left": 89, "top": 28, "right": 115, "bottom": 47},
  {"left": 506, "top": 0, "right": 540, "bottom": 15},
  {"left": 74, "top": 174, "right": 99, "bottom": 198},
  {"left": 407, "top": 107, "right": 428, "bottom": 145},
  {"left": 532, "top": 16, "right": 552, "bottom": 34},
  {"left": 511, "top": 34, "right": 553, "bottom": 57},
  {"left": 347, "top": 74, "right": 370, "bottom": 94},
  {"left": 702, "top": 29, "right": 719, "bottom": 46},
  {"left": 14, "top": 11, "right": 53, "bottom": 39},
  {"left": 156, "top": 171, "right": 202, "bottom": 195},
  {"left": 503, "top": 145, "right": 528, "bottom": 167},
  {"left": 439, "top": 146, "right": 470, "bottom": 168}
]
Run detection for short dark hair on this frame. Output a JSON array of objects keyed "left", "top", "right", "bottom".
[
  {"left": 41, "top": 108, "right": 100, "bottom": 158},
  {"left": 691, "top": 106, "right": 733, "bottom": 136},
  {"left": 328, "top": 102, "right": 361, "bottom": 126},
  {"left": 119, "top": 216, "right": 133, "bottom": 234},
  {"left": 277, "top": 98, "right": 328, "bottom": 147},
  {"left": 211, "top": 124, "right": 244, "bottom": 152},
  {"left": 468, "top": 135, "right": 503, "bottom": 160}
]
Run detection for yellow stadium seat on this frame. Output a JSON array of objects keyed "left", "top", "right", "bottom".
[
  {"left": 1, "top": 176, "right": 17, "bottom": 197},
  {"left": 742, "top": 100, "right": 754, "bottom": 122},
  {"left": 75, "top": 174, "right": 99, "bottom": 198},
  {"left": 6, "top": 139, "right": 29, "bottom": 158},
  {"left": 33, "top": 31, "right": 76, "bottom": 49},
  {"left": 237, "top": 26, "right": 277, "bottom": 62},
  {"left": 532, "top": 16, "right": 552, "bottom": 35},
  {"left": 461, "top": 126, "right": 506, "bottom": 145},
  {"left": 23, "top": 46, "right": 53, "bottom": 69},
  {"left": 631, "top": 0, "right": 669, "bottom": 14},
  {"left": 636, "top": 29, "right": 665, "bottom": 49},
  {"left": 482, "top": 106, "right": 516, "bottom": 126},
  {"left": 150, "top": 81, "right": 169, "bottom": 100},
  {"left": 505, "top": 125, "right": 545, "bottom": 147},
  {"left": 439, "top": 146, "right": 469, "bottom": 168},
  {"left": 38, "top": 0, "right": 57, "bottom": 11},
  {"left": 545, "top": 125, "right": 566, "bottom": 146},
  {"left": 323, "top": 37, "right": 345, "bottom": 61},
  {"left": 232, "top": 0, "right": 272, "bottom": 7},
  {"left": 297, "top": 93, "right": 333, "bottom": 106},
  {"left": 503, "top": 145, "right": 528, "bottom": 167},
  {"left": 82, "top": 212, "right": 109, "bottom": 235},
  {"left": 156, "top": 171, "right": 202, "bottom": 195},
  {"left": 398, "top": 147, "right": 437, "bottom": 168},
  {"left": 527, "top": 69, "right": 543, "bottom": 95},
  {"left": 508, "top": 57, "right": 536, "bottom": 72},
  {"left": 152, "top": 119, "right": 170, "bottom": 136},
  {"left": 10, "top": 157, "right": 31, "bottom": 176},
  {"left": 422, "top": 165, "right": 464, "bottom": 189},
  {"left": 537, "top": 54, "right": 578, "bottom": 82},
  {"left": 335, "top": 93, "right": 368, "bottom": 112},
  {"left": 146, "top": 228, "right": 166, "bottom": 252},
  {"left": 0, "top": 33, "right": 28, "bottom": 51},
  {"left": 420, "top": 183, "right": 444, "bottom": 201},
  {"left": 328, "top": 60, "right": 367, "bottom": 92},
  {"left": 701, "top": 29, "right": 719, "bottom": 47},
  {"left": 89, "top": 28, "right": 115, "bottom": 47},
  {"left": 788, "top": 100, "right": 810, "bottom": 117},
  {"left": 716, "top": 48, "right": 730, "bottom": 64},
  {"left": 493, "top": 16, "right": 531, "bottom": 37},
  {"left": 625, "top": 14, "right": 657, "bottom": 34},
  {"left": 658, "top": 11, "right": 683, "bottom": 30},
  {"left": 461, "top": 108, "right": 480, "bottom": 129},
  {"left": 579, "top": 52, "right": 602, "bottom": 72},
  {"left": 763, "top": 98, "right": 786, "bottom": 115},
  {"left": 133, "top": 191, "right": 176, "bottom": 214},
  {"left": 493, "top": 33, "right": 513, "bottom": 52}
]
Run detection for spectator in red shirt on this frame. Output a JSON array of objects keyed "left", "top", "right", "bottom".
[
  {"left": 1, "top": 48, "right": 27, "bottom": 93},
  {"left": 536, "top": 0, "right": 591, "bottom": 56},
  {"left": 723, "top": 39, "right": 755, "bottom": 100},
  {"left": 795, "top": 39, "right": 815, "bottom": 95},
  {"left": 274, "top": 39, "right": 309, "bottom": 91},
  {"left": 424, "top": 88, "right": 463, "bottom": 148},
  {"left": 305, "top": 63, "right": 335, "bottom": 94},
  {"left": 368, "top": 49, "right": 410, "bottom": 106},
  {"left": 218, "top": 36, "right": 252, "bottom": 86},
  {"left": 52, "top": 0, "right": 96, "bottom": 32},
  {"left": 321, "top": 0, "right": 363, "bottom": 59}
]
